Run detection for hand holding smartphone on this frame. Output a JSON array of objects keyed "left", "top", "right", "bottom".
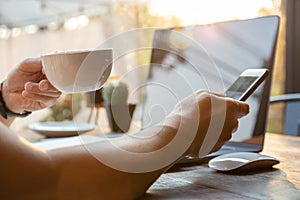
[{"left": 225, "top": 68, "right": 269, "bottom": 101}]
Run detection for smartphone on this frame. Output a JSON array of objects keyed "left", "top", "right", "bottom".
[{"left": 225, "top": 68, "right": 269, "bottom": 101}]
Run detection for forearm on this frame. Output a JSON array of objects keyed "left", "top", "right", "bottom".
[
  {"left": 48, "top": 119, "right": 189, "bottom": 199},
  {"left": 48, "top": 145, "right": 163, "bottom": 199},
  {"left": 0, "top": 123, "right": 56, "bottom": 199}
]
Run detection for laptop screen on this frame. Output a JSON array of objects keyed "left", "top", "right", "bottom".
[{"left": 141, "top": 16, "right": 279, "bottom": 157}]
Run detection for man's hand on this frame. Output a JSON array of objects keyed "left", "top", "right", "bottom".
[
  {"left": 165, "top": 90, "right": 249, "bottom": 158},
  {"left": 2, "top": 57, "right": 61, "bottom": 114}
]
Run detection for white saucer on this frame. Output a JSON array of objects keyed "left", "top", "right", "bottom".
[{"left": 29, "top": 121, "right": 95, "bottom": 138}]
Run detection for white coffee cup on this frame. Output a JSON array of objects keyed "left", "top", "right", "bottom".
[{"left": 42, "top": 48, "right": 113, "bottom": 93}]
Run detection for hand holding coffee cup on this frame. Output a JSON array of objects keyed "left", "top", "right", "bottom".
[{"left": 41, "top": 49, "right": 113, "bottom": 93}]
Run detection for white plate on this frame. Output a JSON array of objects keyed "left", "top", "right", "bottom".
[{"left": 29, "top": 121, "right": 96, "bottom": 138}]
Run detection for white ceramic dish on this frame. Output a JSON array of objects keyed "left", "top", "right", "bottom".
[
  {"left": 29, "top": 121, "right": 96, "bottom": 138},
  {"left": 208, "top": 152, "right": 280, "bottom": 172}
]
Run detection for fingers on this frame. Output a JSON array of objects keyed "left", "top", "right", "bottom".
[
  {"left": 22, "top": 90, "right": 57, "bottom": 105},
  {"left": 228, "top": 98, "right": 250, "bottom": 118},
  {"left": 196, "top": 90, "right": 249, "bottom": 117},
  {"left": 24, "top": 80, "right": 61, "bottom": 97},
  {"left": 209, "top": 91, "right": 226, "bottom": 98},
  {"left": 23, "top": 80, "right": 61, "bottom": 106},
  {"left": 38, "top": 80, "right": 60, "bottom": 93},
  {"left": 233, "top": 120, "right": 239, "bottom": 132},
  {"left": 19, "top": 57, "right": 43, "bottom": 73},
  {"left": 195, "top": 89, "right": 226, "bottom": 97}
]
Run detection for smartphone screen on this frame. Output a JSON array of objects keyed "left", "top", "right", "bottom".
[
  {"left": 225, "top": 69, "right": 269, "bottom": 101},
  {"left": 226, "top": 76, "right": 259, "bottom": 100}
]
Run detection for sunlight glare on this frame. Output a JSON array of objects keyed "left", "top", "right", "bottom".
[{"left": 149, "top": 0, "right": 273, "bottom": 25}]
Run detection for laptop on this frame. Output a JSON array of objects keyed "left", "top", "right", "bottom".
[{"left": 140, "top": 16, "right": 280, "bottom": 163}]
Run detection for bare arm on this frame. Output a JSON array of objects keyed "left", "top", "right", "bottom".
[
  {"left": 0, "top": 91, "right": 249, "bottom": 199},
  {"left": 0, "top": 123, "right": 56, "bottom": 199}
]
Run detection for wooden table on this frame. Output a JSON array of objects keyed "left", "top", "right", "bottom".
[{"left": 143, "top": 133, "right": 300, "bottom": 200}]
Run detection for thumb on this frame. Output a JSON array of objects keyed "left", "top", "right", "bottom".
[
  {"left": 233, "top": 99, "right": 250, "bottom": 118},
  {"left": 18, "top": 57, "right": 42, "bottom": 73}
]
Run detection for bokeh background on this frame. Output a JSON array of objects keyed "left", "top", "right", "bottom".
[{"left": 0, "top": 0, "right": 288, "bottom": 135}]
